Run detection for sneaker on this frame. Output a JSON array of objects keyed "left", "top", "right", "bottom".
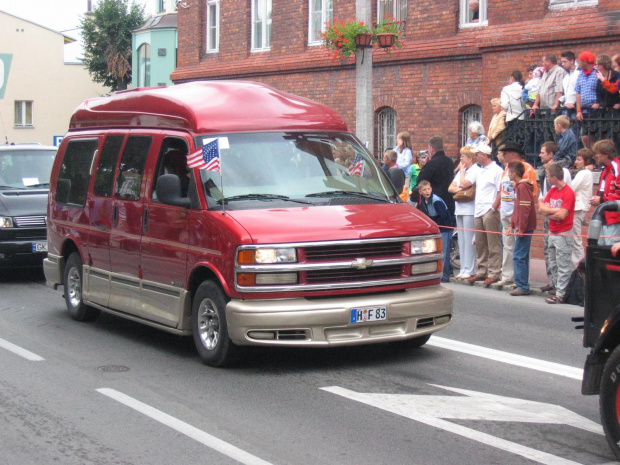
[
  {"left": 510, "top": 288, "right": 531, "bottom": 296},
  {"left": 496, "top": 280, "right": 514, "bottom": 287}
]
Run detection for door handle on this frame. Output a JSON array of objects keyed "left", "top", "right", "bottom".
[{"left": 143, "top": 208, "right": 148, "bottom": 234}]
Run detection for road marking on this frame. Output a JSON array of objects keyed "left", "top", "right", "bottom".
[
  {"left": 0, "top": 337, "right": 44, "bottom": 361},
  {"left": 323, "top": 385, "right": 601, "bottom": 465},
  {"left": 429, "top": 337, "right": 583, "bottom": 380},
  {"left": 97, "top": 388, "right": 273, "bottom": 465}
]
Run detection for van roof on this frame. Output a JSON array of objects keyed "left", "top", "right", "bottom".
[{"left": 69, "top": 81, "right": 349, "bottom": 134}]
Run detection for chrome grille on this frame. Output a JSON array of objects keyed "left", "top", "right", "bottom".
[
  {"left": 304, "top": 242, "right": 404, "bottom": 261},
  {"left": 306, "top": 265, "right": 403, "bottom": 284},
  {"left": 14, "top": 216, "right": 46, "bottom": 227}
]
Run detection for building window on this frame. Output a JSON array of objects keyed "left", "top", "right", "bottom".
[
  {"left": 137, "top": 43, "right": 151, "bottom": 87},
  {"left": 460, "top": 0, "right": 487, "bottom": 27},
  {"left": 550, "top": 0, "right": 597, "bottom": 6},
  {"left": 377, "top": 0, "right": 407, "bottom": 23},
  {"left": 14, "top": 101, "right": 33, "bottom": 127},
  {"left": 157, "top": 0, "right": 165, "bottom": 13},
  {"left": 461, "top": 105, "right": 482, "bottom": 147},
  {"left": 308, "top": 0, "right": 333, "bottom": 44},
  {"left": 206, "top": 0, "right": 219, "bottom": 52},
  {"left": 252, "top": 0, "right": 272, "bottom": 51},
  {"left": 377, "top": 107, "right": 396, "bottom": 158}
]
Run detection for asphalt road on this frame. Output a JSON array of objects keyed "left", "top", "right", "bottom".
[{"left": 0, "top": 270, "right": 616, "bottom": 465}]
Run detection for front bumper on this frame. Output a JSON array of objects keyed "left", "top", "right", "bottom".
[
  {"left": 0, "top": 240, "right": 47, "bottom": 269},
  {"left": 226, "top": 285, "right": 453, "bottom": 346}
]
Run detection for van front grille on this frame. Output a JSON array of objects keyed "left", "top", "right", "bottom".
[
  {"left": 14, "top": 216, "right": 46, "bottom": 227},
  {"left": 304, "top": 242, "right": 404, "bottom": 261},
  {"left": 305, "top": 265, "right": 403, "bottom": 284}
]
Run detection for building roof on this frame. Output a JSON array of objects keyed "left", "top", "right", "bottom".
[
  {"left": 69, "top": 81, "right": 349, "bottom": 134},
  {"left": 134, "top": 12, "right": 178, "bottom": 33},
  {"left": 0, "top": 9, "right": 76, "bottom": 44}
]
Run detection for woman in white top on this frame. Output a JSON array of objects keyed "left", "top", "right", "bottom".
[
  {"left": 393, "top": 131, "right": 413, "bottom": 177},
  {"left": 465, "top": 121, "right": 488, "bottom": 148},
  {"left": 448, "top": 146, "right": 481, "bottom": 279},
  {"left": 500, "top": 70, "right": 526, "bottom": 124},
  {"left": 571, "top": 148, "right": 595, "bottom": 267}
]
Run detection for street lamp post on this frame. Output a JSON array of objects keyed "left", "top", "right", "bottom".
[{"left": 356, "top": 0, "right": 373, "bottom": 154}]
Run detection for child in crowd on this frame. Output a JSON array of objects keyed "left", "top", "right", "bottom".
[
  {"left": 418, "top": 180, "right": 456, "bottom": 283},
  {"left": 506, "top": 161, "right": 537, "bottom": 296}
]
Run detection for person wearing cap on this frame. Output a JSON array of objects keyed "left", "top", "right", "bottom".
[
  {"left": 467, "top": 144, "right": 503, "bottom": 287},
  {"left": 575, "top": 51, "right": 600, "bottom": 148},
  {"left": 494, "top": 142, "right": 538, "bottom": 289},
  {"left": 531, "top": 54, "right": 567, "bottom": 114}
]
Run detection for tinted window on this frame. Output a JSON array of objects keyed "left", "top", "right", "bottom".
[
  {"left": 57, "top": 139, "right": 98, "bottom": 206},
  {"left": 115, "top": 136, "right": 152, "bottom": 201},
  {"left": 93, "top": 135, "right": 124, "bottom": 197},
  {"left": 0, "top": 148, "right": 56, "bottom": 189}
]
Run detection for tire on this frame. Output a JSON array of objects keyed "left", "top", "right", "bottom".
[
  {"left": 600, "top": 345, "right": 620, "bottom": 460},
  {"left": 192, "top": 280, "right": 241, "bottom": 367},
  {"left": 63, "top": 252, "right": 100, "bottom": 322}
]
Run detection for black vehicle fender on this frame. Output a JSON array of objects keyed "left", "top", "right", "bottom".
[{"left": 583, "top": 304, "right": 620, "bottom": 395}]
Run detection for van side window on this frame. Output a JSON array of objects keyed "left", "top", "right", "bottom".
[
  {"left": 57, "top": 139, "right": 98, "bottom": 206},
  {"left": 115, "top": 136, "right": 152, "bottom": 201},
  {"left": 152, "top": 138, "right": 190, "bottom": 200},
  {"left": 93, "top": 135, "right": 124, "bottom": 197}
]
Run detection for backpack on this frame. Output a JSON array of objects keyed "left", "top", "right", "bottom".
[{"left": 563, "top": 268, "right": 585, "bottom": 306}]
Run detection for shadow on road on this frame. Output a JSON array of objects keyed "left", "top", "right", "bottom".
[{"left": 0, "top": 267, "right": 45, "bottom": 283}]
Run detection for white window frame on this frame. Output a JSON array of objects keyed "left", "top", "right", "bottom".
[
  {"left": 461, "top": 106, "right": 482, "bottom": 147},
  {"left": 377, "top": 108, "right": 396, "bottom": 159},
  {"left": 137, "top": 43, "right": 151, "bottom": 87},
  {"left": 206, "top": 0, "right": 220, "bottom": 53},
  {"left": 377, "top": 0, "right": 407, "bottom": 23},
  {"left": 14, "top": 101, "right": 33, "bottom": 127},
  {"left": 251, "top": 0, "right": 272, "bottom": 52},
  {"left": 157, "top": 0, "right": 166, "bottom": 13},
  {"left": 308, "top": 0, "right": 333, "bottom": 45},
  {"left": 459, "top": 0, "right": 487, "bottom": 28},
  {"left": 549, "top": 0, "right": 597, "bottom": 8}
]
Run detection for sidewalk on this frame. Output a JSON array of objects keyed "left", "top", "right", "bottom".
[{"left": 450, "top": 258, "right": 551, "bottom": 296}]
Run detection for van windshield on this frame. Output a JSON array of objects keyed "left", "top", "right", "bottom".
[
  {"left": 0, "top": 148, "right": 57, "bottom": 189},
  {"left": 195, "top": 132, "right": 398, "bottom": 210}
]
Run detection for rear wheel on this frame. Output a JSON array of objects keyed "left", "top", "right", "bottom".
[
  {"left": 192, "top": 280, "right": 241, "bottom": 367},
  {"left": 63, "top": 252, "right": 100, "bottom": 322},
  {"left": 600, "top": 345, "right": 620, "bottom": 459}
]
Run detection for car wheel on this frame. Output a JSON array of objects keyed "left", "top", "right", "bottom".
[
  {"left": 600, "top": 345, "right": 620, "bottom": 460},
  {"left": 63, "top": 252, "right": 100, "bottom": 322},
  {"left": 192, "top": 280, "right": 240, "bottom": 367}
]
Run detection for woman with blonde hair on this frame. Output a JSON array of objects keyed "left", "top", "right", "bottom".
[
  {"left": 448, "top": 145, "right": 480, "bottom": 279},
  {"left": 394, "top": 131, "right": 413, "bottom": 175},
  {"left": 487, "top": 98, "right": 507, "bottom": 149}
]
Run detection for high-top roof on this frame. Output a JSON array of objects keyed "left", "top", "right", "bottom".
[{"left": 69, "top": 81, "right": 348, "bottom": 134}]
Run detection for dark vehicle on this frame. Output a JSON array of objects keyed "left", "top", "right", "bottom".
[
  {"left": 0, "top": 144, "right": 57, "bottom": 269},
  {"left": 580, "top": 200, "right": 620, "bottom": 459}
]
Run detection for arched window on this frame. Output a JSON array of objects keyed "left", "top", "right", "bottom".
[
  {"left": 377, "top": 107, "right": 396, "bottom": 159},
  {"left": 461, "top": 105, "right": 482, "bottom": 146},
  {"left": 137, "top": 43, "right": 151, "bottom": 88}
]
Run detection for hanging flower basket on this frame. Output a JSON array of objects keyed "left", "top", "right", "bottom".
[
  {"left": 321, "top": 19, "right": 372, "bottom": 61},
  {"left": 355, "top": 33, "right": 372, "bottom": 48},
  {"left": 376, "top": 33, "right": 396, "bottom": 48}
]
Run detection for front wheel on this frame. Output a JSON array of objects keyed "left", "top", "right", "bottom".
[
  {"left": 63, "top": 252, "right": 100, "bottom": 322},
  {"left": 600, "top": 345, "right": 620, "bottom": 459},
  {"left": 191, "top": 280, "right": 241, "bottom": 367}
]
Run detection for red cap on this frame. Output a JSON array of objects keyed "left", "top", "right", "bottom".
[{"left": 578, "top": 51, "right": 595, "bottom": 64}]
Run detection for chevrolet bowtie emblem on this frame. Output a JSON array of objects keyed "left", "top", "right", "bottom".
[{"left": 352, "top": 258, "right": 373, "bottom": 270}]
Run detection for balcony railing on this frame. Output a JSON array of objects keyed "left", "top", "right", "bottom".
[{"left": 494, "top": 109, "right": 620, "bottom": 167}]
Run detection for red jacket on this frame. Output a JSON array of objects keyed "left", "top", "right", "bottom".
[{"left": 600, "top": 158, "right": 620, "bottom": 226}]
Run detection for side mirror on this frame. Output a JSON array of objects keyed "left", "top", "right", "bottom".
[{"left": 156, "top": 174, "right": 191, "bottom": 208}]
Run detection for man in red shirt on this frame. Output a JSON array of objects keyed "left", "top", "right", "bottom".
[
  {"left": 589, "top": 139, "right": 620, "bottom": 246},
  {"left": 539, "top": 163, "right": 576, "bottom": 304}
]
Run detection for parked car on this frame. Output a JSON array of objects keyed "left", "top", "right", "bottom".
[
  {"left": 44, "top": 81, "right": 453, "bottom": 366},
  {"left": 0, "top": 144, "right": 56, "bottom": 270}
]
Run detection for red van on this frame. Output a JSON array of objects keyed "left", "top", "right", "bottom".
[{"left": 44, "top": 81, "right": 452, "bottom": 366}]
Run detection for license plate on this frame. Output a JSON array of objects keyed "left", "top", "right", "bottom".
[
  {"left": 351, "top": 306, "right": 387, "bottom": 324},
  {"left": 32, "top": 242, "right": 47, "bottom": 252}
]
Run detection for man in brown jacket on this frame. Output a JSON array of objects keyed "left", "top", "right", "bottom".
[{"left": 507, "top": 161, "right": 537, "bottom": 296}]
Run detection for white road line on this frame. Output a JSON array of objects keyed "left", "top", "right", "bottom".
[
  {"left": 428, "top": 337, "right": 583, "bottom": 380},
  {"left": 0, "top": 337, "right": 44, "bottom": 361},
  {"left": 97, "top": 388, "right": 273, "bottom": 465}
]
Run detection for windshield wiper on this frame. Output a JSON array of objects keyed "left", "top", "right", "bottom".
[
  {"left": 26, "top": 183, "right": 50, "bottom": 188},
  {"left": 0, "top": 185, "right": 26, "bottom": 190},
  {"left": 218, "top": 193, "right": 313, "bottom": 205},
  {"left": 305, "top": 190, "right": 390, "bottom": 202}
]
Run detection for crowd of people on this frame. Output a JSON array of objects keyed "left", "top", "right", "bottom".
[{"left": 381, "top": 50, "right": 620, "bottom": 304}]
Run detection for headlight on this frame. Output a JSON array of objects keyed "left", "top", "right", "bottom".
[
  {"left": 238, "top": 247, "right": 297, "bottom": 264},
  {"left": 0, "top": 217, "right": 14, "bottom": 228},
  {"left": 410, "top": 238, "right": 438, "bottom": 254}
]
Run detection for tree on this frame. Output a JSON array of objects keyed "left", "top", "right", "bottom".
[{"left": 81, "top": 0, "right": 145, "bottom": 91}]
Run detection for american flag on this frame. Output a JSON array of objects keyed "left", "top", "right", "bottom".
[
  {"left": 348, "top": 153, "right": 364, "bottom": 176},
  {"left": 187, "top": 138, "right": 221, "bottom": 173}
]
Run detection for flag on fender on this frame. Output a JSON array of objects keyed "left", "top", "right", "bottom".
[{"left": 187, "top": 138, "right": 220, "bottom": 173}]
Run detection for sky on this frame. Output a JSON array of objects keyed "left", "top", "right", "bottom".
[{"left": 0, "top": 0, "right": 154, "bottom": 62}]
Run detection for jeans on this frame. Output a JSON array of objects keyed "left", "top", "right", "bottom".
[
  {"left": 513, "top": 232, "right": 533, "bottom": 291},
  {"left": 441, "top": 229, "right": 453, "bottom": 280}
]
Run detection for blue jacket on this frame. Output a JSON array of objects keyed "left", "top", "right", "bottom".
[{"left": 420, "top": 193, "right": 456, "bottom": 233}]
